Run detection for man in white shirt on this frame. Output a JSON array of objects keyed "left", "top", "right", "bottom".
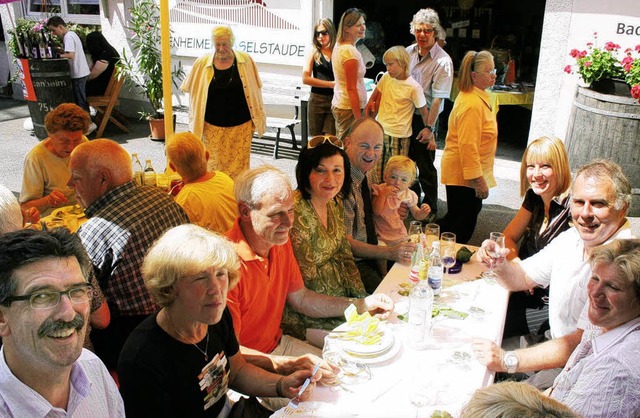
[
  {"left": 0, "top": 228, "right": 124, "bottom": 417},
  {"left": 472, "top": 159, "right": 634, "bottom": 389},
  {"left": 47, "top": 16, "right": 91, "bottom": 114}
]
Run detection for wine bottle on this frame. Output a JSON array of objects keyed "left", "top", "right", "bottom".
[
  {"left": 38, "top": 32, "right": 47, "bottom": 59},
  {"left": 14, "top": 32, "right": 25, "bottom": 58}
]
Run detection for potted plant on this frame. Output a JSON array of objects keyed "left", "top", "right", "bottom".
[
  {"left": 564, "top": 33, "right": 628, "bottom": 96},
  {"left": 622, "top": 45, "right": 640, "bottom": 103},
  {"left": 117, "top": 0, "right": 184, "bottom": 140}
]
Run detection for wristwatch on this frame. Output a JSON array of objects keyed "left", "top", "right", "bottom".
[
  {"left": 503, "top": 351, "right": 519, "bottom": 374},
  {"left": 425, "top": 124, "right": 436, "bottom": 133}
]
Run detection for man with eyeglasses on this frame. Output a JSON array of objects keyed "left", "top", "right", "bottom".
[
  {"left": 406, "top": 8, "right": 453, "bottom": 220},
  {"left": 343, "top": 117, "right": 416, "bottom": 293},
  {"left": 0, "top": 228, "right": 124, "bottom": 417}
]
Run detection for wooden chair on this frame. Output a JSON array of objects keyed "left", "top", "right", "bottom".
[{"left": 87, "top": 73, "right": 129, "bottom": 137}]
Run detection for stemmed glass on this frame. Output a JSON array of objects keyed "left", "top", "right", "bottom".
[
  {"left": 481, "top": 232, "right": 505, "bottom": 280},
  {"left": 322, "top": 335, "right": 371, "bottom": 390},
  {"left": 440, "top": 232, "right": 456, "bottom": 287},
  {"left": 408, "top": 221, "right": 422, "bottom": 243},
  {"left": 424, "top": 223, "right": 440, "bottom": 250}
]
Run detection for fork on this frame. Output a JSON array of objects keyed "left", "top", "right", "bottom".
[{"left": 287, "top": 362, "right": 321, "bottom": 410}]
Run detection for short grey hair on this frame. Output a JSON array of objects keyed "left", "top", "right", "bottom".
[
  {"left": 0, "top": 185, "right": 22, "bottom": 234},
  {"left": 234, "top": 166, "right": 292, "bottom": 208},
  {"left": 590, "top": 239, "right": 640, "bottom": 301},
  {"left": 409, "top": 8, "right": 444, "bottom": 40},
  {"left": 573, "top": 159, "right": 632, "bottom": 211},
  {"left": 71, "top": 139, "right": 133, "bottom": 187},
  {"left": 212, "top": 26, "right": 235, "bottom": 45}
]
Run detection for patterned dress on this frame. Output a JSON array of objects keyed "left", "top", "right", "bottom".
[{"left": 282, "top": 191, "right": 366, "bottom": 339}]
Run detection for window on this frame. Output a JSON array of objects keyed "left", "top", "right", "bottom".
[{"left": 26, "top": 0, "right": 100, "bottom": 25}]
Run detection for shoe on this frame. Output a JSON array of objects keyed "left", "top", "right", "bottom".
[{"left": 86, "top": 122, "right": 97, "bottom": 135}]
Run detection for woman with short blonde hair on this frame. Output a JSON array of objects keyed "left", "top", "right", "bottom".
[
  {"left": 181, "top": 25, "right": 265, "bottom": 179},
  {"left": 119, "top": 224, "right": 318, "bottom": 417}
]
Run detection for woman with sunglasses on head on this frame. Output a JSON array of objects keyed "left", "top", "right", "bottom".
[
  {"left": 181, "top": 26, "right": 265, "bottom": 179},
  {"left": 303, "top": 18, "right": 337, "bottom": 136},
  {"left": 332, "top": 8, "right": 367, "bottom": 141},
  {"left": 282, "top": 136, "right": 367, "bottom": 340},
  {"left": 438, "top": 50, "right": 498, "bottom": 244}
]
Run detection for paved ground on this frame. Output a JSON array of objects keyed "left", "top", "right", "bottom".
[{"left": 1, "top": 97, "right": 637, "bottom": 245}]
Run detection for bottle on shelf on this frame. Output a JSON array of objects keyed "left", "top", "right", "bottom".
[
  {"left": 38, "top": 32, "right": 47, "bottom": 60},
  {"left": 131, "top": 153, "right": 144, "bottom": 186},
  {"left": 13, "top": 32, "right": 25, "bottom": 58},
  {"left": 408, "top": 278, "right": 434, "bottom": 350},
  {"left": 46, "top": 32, "right": 59, "bottom": 58},
  {"left": 427, "top": 241, "right": 443, "bottom": 296},
  {"left": 30, "top": 35, "right": 40, "bottom": 60}
]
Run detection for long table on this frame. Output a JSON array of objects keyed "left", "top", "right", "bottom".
[{"left": 293, "top": 246, "right": 509, "bottom": 417}]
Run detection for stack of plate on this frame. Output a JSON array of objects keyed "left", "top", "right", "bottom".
[{"left": 342, "top": 330, "right": 395, "bottom": 360}]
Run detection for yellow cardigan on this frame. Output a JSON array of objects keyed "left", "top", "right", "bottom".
[
  {"left": 441, "top": 86, "right": 497, "bottom": 188},
  {"left": 180, "top": 50, "right": 266, "bottom": 139}
]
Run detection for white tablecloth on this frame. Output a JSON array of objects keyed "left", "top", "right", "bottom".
[{"left": 295, "top": 245, "right": 509, "bottom": 417}]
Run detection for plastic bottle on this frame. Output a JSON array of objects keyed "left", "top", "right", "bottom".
[
  {"left": 428, "top": 241, "right": 443, "bottom": 296},
  {"left": 143, "top": 159, "right": 156, "bottom": 187},
  {"left": 408, "top": 239, "right": 425, "bottom": 284},
  {"left": 408, "top": 280, "right": 434, "bottom": 350},
  {"left": 131, "top": 153, "right": 144, "bottom": 186}
]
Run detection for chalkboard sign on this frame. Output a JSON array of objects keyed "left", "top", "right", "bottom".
[{"left": 25, "top": 59, "right": 74, "bottom": 139}]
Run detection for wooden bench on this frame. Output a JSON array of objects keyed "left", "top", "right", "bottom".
[
  {"left": 87, "top": 72, "right": 129, "bottom": 137},
  {"left": 260, "top": 73, "right": 310, "bottom": 159}
]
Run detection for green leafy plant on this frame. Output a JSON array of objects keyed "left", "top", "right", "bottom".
[
  {"left": 117, "top": 0, "right": 184, "bottom": 119},
  {"left": 564, "top": 33, "right": 624, "bottom": 85},
  {"left": 621, "top": 45, "right": 640, "bottom": 102}
]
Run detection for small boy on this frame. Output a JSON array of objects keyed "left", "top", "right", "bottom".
[
  {"left": 365, "top": 46, "right": 432, "bottom": 184},
  {"left": 47, "top": 16, "right": 92, "bottom": 117},
  {"left": 372, "top": 156, "right": 431, "bottom": 246}
]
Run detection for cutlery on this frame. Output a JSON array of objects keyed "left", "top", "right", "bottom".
[{"left": 287, "top": 362, "right": 321, "bottom": 410}]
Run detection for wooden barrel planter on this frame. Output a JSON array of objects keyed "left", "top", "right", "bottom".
[
  {"left": 565, "top": 86, "right": 640, "bottom": 217},
  {"left": 20, "top": 59, "right": 75, "bottom": 139}
]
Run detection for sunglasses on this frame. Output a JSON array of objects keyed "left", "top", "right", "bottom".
[
  {"left": 315, "top": 30, "right": 329, "bottom": 36},
  {"left": 415, "top": 28, "right": 435, "bottom": 34},
  {"left": 308, "top": 135, "right": 344, "bottom": 149}
]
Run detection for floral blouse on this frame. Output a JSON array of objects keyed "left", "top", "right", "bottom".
[{"left": 282, "top": 191, "right": 366, "bottom": 339}]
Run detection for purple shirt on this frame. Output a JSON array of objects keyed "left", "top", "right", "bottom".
[{"left": 0, "top": 348, "right": 124, "bottom": 417}]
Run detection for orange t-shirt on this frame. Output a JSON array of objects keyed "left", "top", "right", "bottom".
[{"left": 226, "top": 219, "right": 305, "bottom": 353}]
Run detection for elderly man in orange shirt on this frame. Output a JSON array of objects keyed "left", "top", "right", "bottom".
[{"left": 225, "top": 166, "right": 393, "bottom": 407}]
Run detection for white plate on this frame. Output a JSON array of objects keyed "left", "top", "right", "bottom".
[
  {"left": 334, "top": 323, "right": 394, "bottom": 356},
  {"left": 343, "top": 334, "right": 402, "bottom": 365},
  {"left": 51, "top": 205, "right": 85, "bottom": 219}
]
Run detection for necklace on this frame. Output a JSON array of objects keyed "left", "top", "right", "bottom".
[{"left": 165, "top": 309, "right": 210, "bottom": 361}]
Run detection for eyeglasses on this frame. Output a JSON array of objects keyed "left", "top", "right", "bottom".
[
  {"left": 1, "top": 284, "right": 93, "bottom": 310},
  {"left": 475, "top": 68, "right": 497, "bottom": 76},
  {"left": 315, "top": 30, "right": 329, "bottom": 36},
  {"left": 308, "top": 135, "right": 344, "bottom": 149},
  {"left": 415, "top": 28, "right": 435, "bottom": 34}
]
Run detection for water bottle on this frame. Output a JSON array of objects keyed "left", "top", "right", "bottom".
[
  {"left": 143, "top": 159, "right": 156, "bottom": 187},
  {"left": 408, "top": 280, "right": 434, "bottom": 349},
  {"left": 131, "top": 153, "right": 144, "bottom": 186},
  {"left": 408, "top": 239, "right": 425, "bottom": 284},
  {"left": 428, "top": 241, "right": 443, "bottom": 296}
]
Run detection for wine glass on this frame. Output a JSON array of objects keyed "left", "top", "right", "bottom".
[
  {"left": 407, "top": 221, "right": 422, "bottom": 243},
  {"left": 322, "top": 335, "right": 371, "bottom": 389},
  {"left": 440, "top": 232, "right": 456, "bottom": 287},
  {"left": 482, "top": 232, "right": 505, "bottom": 281},
  {"left": 424, "top": 223, "right": 440, "bottom": 250}
]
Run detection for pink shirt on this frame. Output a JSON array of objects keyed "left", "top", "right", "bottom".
[{"left": 371, "top": 186, "right": 418, "bottom": 245}]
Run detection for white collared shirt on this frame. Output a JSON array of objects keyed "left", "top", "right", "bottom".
[{"left": 0, "top": 348, "right": 124, "bottom": 417}]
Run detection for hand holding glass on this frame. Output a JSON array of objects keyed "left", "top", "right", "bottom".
[
  {"left": 482, "top": 232, "right": 505, "bottom": 279},
  {"left": 408, "top": 221, "right": 422, "bottom": 243}
]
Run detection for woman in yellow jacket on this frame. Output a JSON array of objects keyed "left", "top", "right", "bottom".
[
  {"left": 181, "top": 26, "right": 266, "bottom": 179},
  {"left": 439, "top": 50, "right": 497, "bottom": 243}
]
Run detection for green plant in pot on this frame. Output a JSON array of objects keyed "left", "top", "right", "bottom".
[{"left": 117, "top": 0, "right": 184, "bottom": 139}]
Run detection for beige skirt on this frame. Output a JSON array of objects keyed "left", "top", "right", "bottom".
[{"left": 202, "top": 120, "right": 254, "bottom": 179}]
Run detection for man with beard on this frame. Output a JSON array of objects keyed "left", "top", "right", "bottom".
[
  {"left": 0, "top": 228, "right": 123, "bottom": 416},
  {"left": 472, "top": 159, "right": 634, "bottom": 389}
]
